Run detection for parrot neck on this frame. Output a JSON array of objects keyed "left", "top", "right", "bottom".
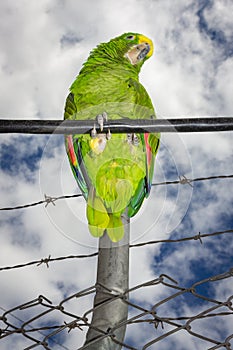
[
  {"left": 80, "top": 60, "right": 139, "bottom": 79},
  {"left": 80, "top": 44, "right": 142, "bottom": 76}
]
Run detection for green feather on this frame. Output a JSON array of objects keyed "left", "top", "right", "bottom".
[
  {"left": 107, "top": 214, "right": 124, "bottom": 242},
  {"left": 87, "top": 188, "right": 109, "bottom": 237}
]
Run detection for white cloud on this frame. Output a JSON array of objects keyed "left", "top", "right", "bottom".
[
  {"left": 214, "top": 58, "right": 233, "bottom": 115},
  {"left": 202, "top": 0, "right": 233, "bottom": 41}
]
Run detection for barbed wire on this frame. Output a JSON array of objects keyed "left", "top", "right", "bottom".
[
  {"left": 0, "top": 174, "right": 232, "bottom": 211},
  {"left": 0, "top": 269, "right": 232, "bottom": 349},
  {"left": 0, "top": 229, "right": 232, "bottom": 272},
  {"left": 0, "top": 194, "right": 82, "bottom": 211},
  {"left": 151, "top": 174, "right": 233, "bottom": 187},
  {"left": 0, "top": 172, "right": 232, "bottom": 273},
  {"left": 0, "top": 253, "right": 98, "bottom": 272}
]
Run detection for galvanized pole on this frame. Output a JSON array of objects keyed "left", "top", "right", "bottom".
[{"left": 83, "top": 212, "right": 130, "bottom": 349}]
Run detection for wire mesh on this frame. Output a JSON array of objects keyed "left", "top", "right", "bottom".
[{"left": 0, "top": 269, "right": 232, "bottom": 349}]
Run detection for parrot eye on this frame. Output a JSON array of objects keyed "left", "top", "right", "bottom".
[{"left": 126, "top": 35, "right": 135, "bottom": 40}]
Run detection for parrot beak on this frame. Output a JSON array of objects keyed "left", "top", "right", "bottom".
[
  {"left": 137, "top": 43, "right": 151, "bottom": 60},
  {"left": 125, "top": 35, "right": 153, "bottom": 65}
]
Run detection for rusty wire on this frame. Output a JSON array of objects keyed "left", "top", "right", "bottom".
[{"left": 0, "top": 269, "right": 232, "bottom": 349}]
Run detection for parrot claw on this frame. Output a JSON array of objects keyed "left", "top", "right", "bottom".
[
  {"left": 127, "top": 134, "right": 132, "bottom": 143},
  {"left": 127, "top": 133, "right": 139, "bottom": 146},
  {"left": 132, "top": 133, "right": 139, "bottom": 146},
  {"left": 102, "top": 111, "right": 108, "bottom": 121},
  {"left": 91, "top": 123, "right": 97, "bottom": 138},
  {"left": 106, "top": 128, "right": 111, "bottom": 140},
  {"left": 96, "top": 112, "right": 108, "bottom": 131}
]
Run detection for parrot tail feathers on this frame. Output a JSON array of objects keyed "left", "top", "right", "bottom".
[
  {"left": 86, "top": 188, "right": 110, "bottom": 238},
  {"left": 86, "top": 187, "right": 127, "bottom": 242},
  {"left": 106, "top": 214, "right": 124, "bottom": 242}
]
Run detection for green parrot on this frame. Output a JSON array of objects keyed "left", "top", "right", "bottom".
[{"left": 64, "top": 32, "right": 160, "bottom": 242}]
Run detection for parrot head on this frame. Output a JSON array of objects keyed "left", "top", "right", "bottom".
[
  {"left": 88, "top": 32, "right": 154, "bottom": 69},
  {"left": 122, "top": 33, "right": 154, "bottom": 65}
]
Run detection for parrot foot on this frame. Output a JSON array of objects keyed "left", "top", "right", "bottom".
[
  {"left": 91, "top": 112, "right": 110, "bottom": 139},
  {"left": 106, "top": 128, "right": 111, "bottom": 140},
  {"left": 96, "top": 112, "right": 108, "bottom": 131},
  {"left": 91, "top": 123, "right": 97, "bottom": 138},
  {"left": 127, "top": 133, "right": 139, "bottom": 146},
  {"left": 132, "top": 133, "right": 139, "bottom": 146}
]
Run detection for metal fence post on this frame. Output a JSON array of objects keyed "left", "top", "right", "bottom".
[{"left": 83, "top": 211, "right": 130, "bottom": 349}]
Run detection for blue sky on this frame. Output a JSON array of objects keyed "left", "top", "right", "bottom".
[{"left": 0, "top": 0, "right": 233, "bottom": 349}]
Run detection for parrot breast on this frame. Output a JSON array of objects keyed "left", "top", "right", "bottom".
[{"left": 82, "top": 133, "right": 147, "bottom": 212}]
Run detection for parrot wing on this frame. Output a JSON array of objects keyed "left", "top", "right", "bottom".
[
  {"left": 125, "top": 78, "right": 160, "bottom": 210},
  {"left": 64, "top": 93, "right": 89, "bottom": 199},
  {"left": 64, "top": 92, "right": 76, "bottom": 120}
]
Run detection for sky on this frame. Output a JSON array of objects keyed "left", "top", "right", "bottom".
[{"left": 0, "top": 0, "right": 233, "bottom": 349}]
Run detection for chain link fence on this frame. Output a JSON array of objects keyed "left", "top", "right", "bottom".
[{"left": 0, "top": 267, "right": 232, "bottom": 349}]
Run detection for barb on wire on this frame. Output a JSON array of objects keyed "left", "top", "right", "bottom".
[
  {"left": 37, "top": 255, "right": 52, "bottom": 268},
  {"left": 0, "top": 174, "right": 232, "bottom": 211},
  {"left": 44, "top": 195, "right": 57, "bottom": 207}
]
